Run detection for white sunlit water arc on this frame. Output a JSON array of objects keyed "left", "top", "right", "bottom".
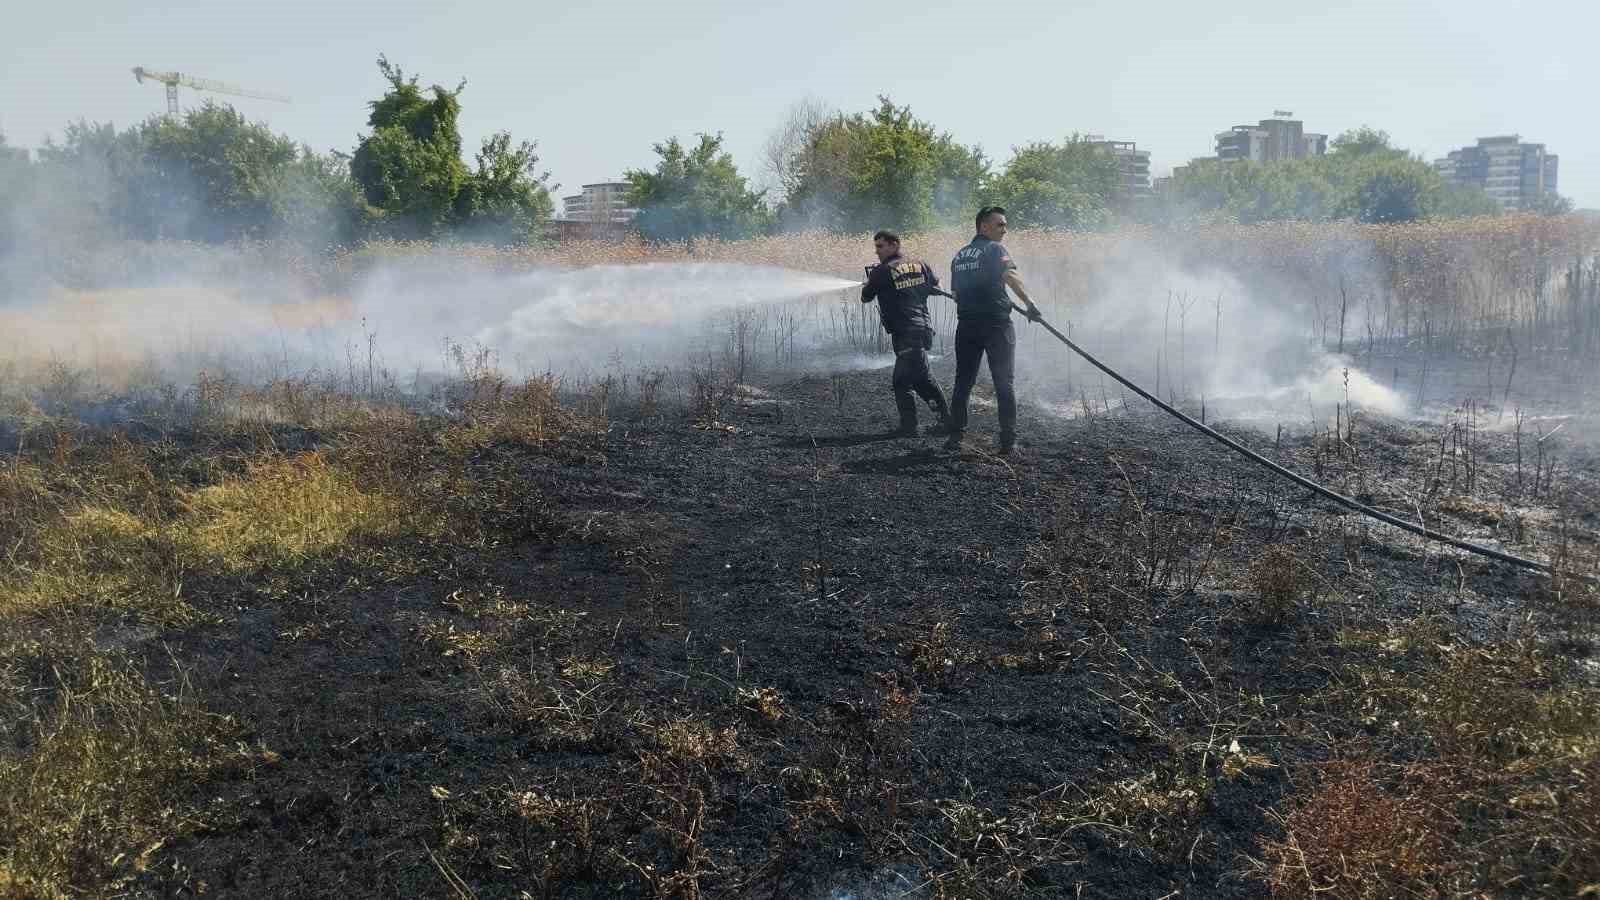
[
  {"left": 0, "top": 262, "right": 869, "bottom": 386},
  {"left": 349, "top": 261, "right": 865, "bottom": 372}
]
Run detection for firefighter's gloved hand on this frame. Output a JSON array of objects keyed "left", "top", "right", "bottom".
[{"left": 1024, "top": 306, "right": 1043, "bottom": 323}]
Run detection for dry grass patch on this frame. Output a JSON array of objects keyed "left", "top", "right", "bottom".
[
  {"left": 1258, "top": 759, "right": 1446, "bottom": 897},
  {"left": 178, "top": 451, "right": 439, "bottom": 570},
  {"left": 4, "top": 498, "right": 200, "bottom": 626},
  {"left": 1270, "top": 631, "right": 1600, "bottom": 897},
  {"left": 416, "top": 620, "right": 504, "bottom": 661},
  {"left": 561, "top": 655, "right": 617, "bottom": 682},
  {"left": 0, "top": 461, "right": 54, "bottom": 560},
  {"left": 2, "top": 448, "right": 444, "bottom": 625},
  {"left": 435, "top": 355, "right": 586, "bottom": 454},
  {"left": 1261, "top": 753, "right": 1600, "bottom": 898},
  {"left": 901, "top": 619, "right": 980, "bottom": 687},
  {"left": 1413, "top": 644, "right": 1600, "bottom": 761},
  {"left": 651, "top": 718, "right": 744, "bottom": 770},
  {"left": 736, "top": 686, "right": 786, "bottom": 724},
  {"left": 1246, "top": 545, "right": 1312, "bottom": 624},
  {"left": 0, "top": 652, "right": 241, "bottom": 898}
]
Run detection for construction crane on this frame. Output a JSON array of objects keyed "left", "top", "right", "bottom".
[{"left": 132, "top": 66, "right": 291, "bottom": 116}]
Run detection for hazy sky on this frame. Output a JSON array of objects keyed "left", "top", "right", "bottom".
[{"left": 2, "top": 0, "right": 1592, "bottom": 207}]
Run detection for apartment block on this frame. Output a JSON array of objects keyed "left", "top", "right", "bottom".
[
  {"left": 1434, "top": 136, "right": 1559, "bottom": 211},
  {"left": 560, "top": 181, "right": 638, "bottom": 224},
  {"left": 1087, "top": 135, "right": 1152, "bottom": 200},
  {"left": 1215, "top": 112, "right": 1326, "bottom": 164}
]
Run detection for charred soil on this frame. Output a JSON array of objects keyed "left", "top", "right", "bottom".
[{"left": 2, "top": 354, "right": 1598, "bottom": 899}]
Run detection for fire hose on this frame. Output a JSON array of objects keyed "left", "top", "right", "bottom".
[{"left": 994, "top": 299, "right": 1590, "bottom": 584}]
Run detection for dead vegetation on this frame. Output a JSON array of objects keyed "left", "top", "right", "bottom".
[
  {"left": 3, "top": 221, "right": 1600, "bottom": 896},
  {"left": 0, "top": 651, "right": 246, "bottom": 897},
  {"left": 1, "top": 355, "right": 1597, "bottom": 897},
  {"left": 314, "top": 215, "right": 1600, "bottom": 350},
  {"left": 1248, "top": 546, "right": 1312, "bottom": 625},
  {"left": 1261, "top": 635, "right": 1600, "bottom": 897}
]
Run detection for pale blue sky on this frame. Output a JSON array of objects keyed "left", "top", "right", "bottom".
[{"left": 2, "top": 0, "right": 1592, "bottom": 207}]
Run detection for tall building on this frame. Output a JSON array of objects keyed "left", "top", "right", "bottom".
[
  {"left": 1214, "top": 112, "right": 1326, "bottom": 164},
  {"left": 1433, "top": 136, "right": 1559, "bottom": 211},
  {"left": 560, "top": 181, "right": 637, "bottom": 224},
  {"left": 1087, "top": 136, "right": 1152, "bottom": 200}
]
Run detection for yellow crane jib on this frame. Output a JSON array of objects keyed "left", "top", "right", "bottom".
[{"left": 132, "top": 66, "right": 291, "bottom": 116}]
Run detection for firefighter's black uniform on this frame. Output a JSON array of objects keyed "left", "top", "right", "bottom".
[
  {"left": 948, "top": 234, "right": 1019, "bottom": 448},
  {"left": 861, "top": 254, "right": 949, "bottom": 435}
]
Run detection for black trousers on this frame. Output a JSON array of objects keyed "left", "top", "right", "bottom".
[
  {"left": 891, "top": 327, "right": 946, "bottom": 425},
  {"left": 948, "top": 319, "right": 1016, "bottom": 437}
]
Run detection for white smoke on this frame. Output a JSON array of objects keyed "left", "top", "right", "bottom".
[
  {"left": 1013, "top": 249, "right": 1406, "bottom": 422},
  {"left": 339, "top": 260, "right": 867, "bottom": 377},
  {"left": 0, "top": 261, "right": 862, "bottom": 385},
  {"left": 0, "top": 239, "right": 1409, "bottom": 426}
]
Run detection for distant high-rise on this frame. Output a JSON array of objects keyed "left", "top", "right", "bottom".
[
  {"left": 1086, "top": 136, "right": 1152, "bottom": 200},
  {"left": 1215, "top": 112, "right": 1326, "bottom": 164},
  {"left": 1433, "top": 136, "right": 1559, "bottom": 211},
  {"left": 560, "top": 181, "right": 637, "bottom": 223}
]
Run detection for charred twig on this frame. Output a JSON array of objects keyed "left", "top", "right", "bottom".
[
  {"left": 1499, "top": 327, "right": 1519, "bottom": 421},
  {"left": 1337, "top": 276, "right": 1349, "bottom": 356}
]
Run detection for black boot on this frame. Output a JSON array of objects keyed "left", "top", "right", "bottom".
[
  {"left": 998, "top": 431, "right": 1016, "bottom": 456},
  {"left": 895, "top": 397, "right": 919, "bottom": 437}
]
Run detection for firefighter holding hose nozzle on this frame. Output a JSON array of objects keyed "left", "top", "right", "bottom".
[{"left": 861, "top": 230, "right": 950, "bottom": 437}]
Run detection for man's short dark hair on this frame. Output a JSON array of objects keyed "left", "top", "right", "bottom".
[
  {"left": 975, "top": 206, "right": 1006, "bottom": 231},
  {"left": 872, "top": 230, "right": 901, "bottom": 244}
]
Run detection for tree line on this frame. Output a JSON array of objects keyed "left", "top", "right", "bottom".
[
  {"left": 0, "top": 57, "right": 554, "bottom": 253},
  {"left": 0, "top": 59, "right": 1573, "bottom": 255},
  {"left": 1160, "top": 127, "right": 1571, "bottom": 224}
]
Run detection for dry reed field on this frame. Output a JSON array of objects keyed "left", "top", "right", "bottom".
[
  {"left": 323, "top": 213, "right": 1600, "bottom": 349},
  {"left": 2, "top": 217, "right": 1599, "bottom": 899}
]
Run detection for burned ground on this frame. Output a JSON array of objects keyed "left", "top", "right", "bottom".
[{"left": 2, "top": 351, "right": 1598, "bottom": 899}]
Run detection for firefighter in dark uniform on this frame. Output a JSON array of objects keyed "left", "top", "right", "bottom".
[
  {"left": 861, "top": 230, "right": 950, "bottom": 437},
  {"left": 946, "top": 206, "right": 1042, "bottom": 455}
]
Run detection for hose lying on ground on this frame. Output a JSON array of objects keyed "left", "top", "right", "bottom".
[{"left": 1020, "top": 305, "right": 1592, "bottom": 584}]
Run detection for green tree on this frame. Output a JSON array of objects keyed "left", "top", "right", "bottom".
[
  {"left": 1319, "top": 130, "right": 1443, "bottom": 223},
  {"left": 351, "top": 55, "right": 470, "bottom": 238},
  {"left": 27, "top": 109, "right": 360, "bottom": 245},
  {"left": 34, "top": 120, "right": 151, "bottom": 241},
  {"left": 453, "top": 132, "right": 556, "bottom": 244},
  {"left": 1156, "top": 158, "right": 1333, "bottom": 224},
  {"left": 931, "top": 136, "right": 989, "bottom": 226},
  {"left": 625, "top": 133, "right": 769, "bottom": 242},
  {"left": 984, "top": 137, "right": 1120, "bottom": 229},
  {"left": 1335, "top": 154, "right": 1439, "bottom": 223},
  {"left": 844, "top": 99, "right": 938, "bottom": 231},
  {"left": 266, "top": 147, "right": 368, "bottom": 246},
  {"left": 1330, "top": 126, "right": 1393, "bottom": 156},
  {"left": 778, "top": 115, "right": 855, "bottom": 230},
  {"left": 1162, "top": 127, "right": 1503, "bottom": 225},
  {"left": 781, "top": 97, "right": 983, "bottom": 232},
  {"left": 1526, "top": 190, "right": 1574, "bottom": 216},
  {"left": 351, "top": 56, "right": 553, "bottom": 243},
  {"left": 140, "top": 102, "right": 299, "bottom": 241},
  {"left": 1434, "top": 182, "right": 1502, "bottom": 218},
  {"left": 0, "top": 131, "right": 26, "bottom": 169},
  {"left": 0, "top": 132, "right": 30, "bottom": 254},
  {"left": 760, "top": 98, "right": 834, "bottom": 201}
]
